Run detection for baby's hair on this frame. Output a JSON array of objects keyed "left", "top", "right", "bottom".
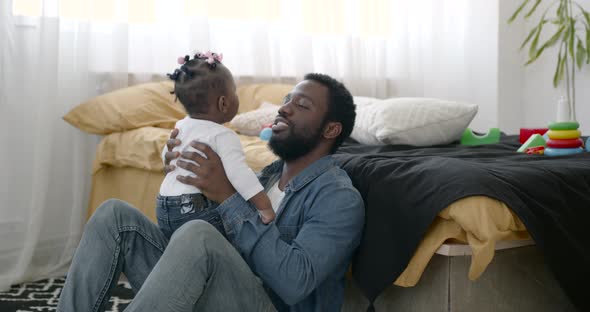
[{"left": 167, "top": 52, "right": 231, "bottom": 116}]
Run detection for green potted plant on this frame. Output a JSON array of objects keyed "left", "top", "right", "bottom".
[{"left": 509, "top": 0, "right": 590, "bottom": 121}]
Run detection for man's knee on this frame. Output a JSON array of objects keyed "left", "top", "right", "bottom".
[
  {"left": 170, "top": 220, "right": 225, "bottom": 250},
  {"left": 89, "top": 198, "right": 140, "bottom": 227},
  {"left": 173, "top": 219, "right": 219, "bottom": 238}
]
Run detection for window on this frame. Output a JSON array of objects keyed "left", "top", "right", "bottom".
[
  {"left": 12, "top": 0, "right": 390, "bottom": 37},
  {"left": 12, "top": 0, "right": 42, "bottom": 17}
]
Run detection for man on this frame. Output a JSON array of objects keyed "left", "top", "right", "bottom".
[{"left": 57, "top": 73, "right": 364, "bottom": 312}]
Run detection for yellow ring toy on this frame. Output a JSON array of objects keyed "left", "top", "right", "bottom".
[{"left": 547, "top": 129, "right": 581, "bottom": 140}]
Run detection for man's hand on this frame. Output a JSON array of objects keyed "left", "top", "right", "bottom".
[
  {"left": 176, "top": 141, "right": 236, "bottom": 204},
  {"left": 164, "top": 128, "right": 181, "bottom": 174}
]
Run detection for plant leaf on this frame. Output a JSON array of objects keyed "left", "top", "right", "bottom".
[
  {"left": 509, "top": 0, "right": 531, "bottom": 23},
  {"left": 558, "top": 50, "right": 566, "bottom": 86},
  {"left": 520, "top": 25, "right": 540, "bottom": 50},
  {"left": 569, "top": 19, "right": 576, "bottom": 59},
  {"left": 524, "top": 0, "right": 542, "bottom": 18},
  {"left": 582, "top": 11, "right": 590, "bottom": 61},
  {"left": 540, "top": 24, "right": 565, "bottom": 51},
  {"left": 529, "top": 20, "right": 545, "bottom": 59},
  {"left": 554, "top": 51, "right": 563, "bottom": 87},
  {"left": 580, "top": 8, "right": 590, "bottom": 27},
  {"left": 576, "top": 39, "right": 586, "bottom": 69}
]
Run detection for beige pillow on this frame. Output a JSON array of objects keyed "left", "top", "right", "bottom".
[
  {"left": 236, "top": 83, "right": 293, "bottom": 114},
  {"left": 93, "top": 126, "right": 276, "bottom": 173},
  {"left": 239, "top": 135, "right": 278, "bottom": 172},
  {"left": 230, "top": 102, "right": 279, "bottom": 136},
  {"left": 64, "top": 81, "right": 186, "bottom": 135},
  {"left": 93, "top": 127, "right": 170, "bottom": 173}
]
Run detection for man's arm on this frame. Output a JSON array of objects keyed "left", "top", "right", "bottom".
[
  {"left": 175, "top": 142, "right": 364, "bottom": 304},
  {"left": 217, "top": 183, "right": 364, "bottom": 305}
]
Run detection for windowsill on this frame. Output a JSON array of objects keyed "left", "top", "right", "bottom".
[{"left": 13, "top": 15, "right": 40, "bottom": 28}]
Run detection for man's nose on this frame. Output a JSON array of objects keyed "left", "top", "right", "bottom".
[{"left": 278, "top": 101, "right": 293, "bottom": 116}]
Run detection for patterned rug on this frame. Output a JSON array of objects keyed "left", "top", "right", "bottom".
[{"left": 0, "top": 277, "right": 133, "bottom": 312}]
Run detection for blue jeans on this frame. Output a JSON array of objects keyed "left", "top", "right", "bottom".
[
  {"left": 156, "top": 193, "right": 225, "bottom": 240},
  {"left": 57, "top": 199, "right": 275, "bottom": 312}
]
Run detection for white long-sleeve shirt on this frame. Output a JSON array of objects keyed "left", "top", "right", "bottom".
[{"left": 159, "top": 117, "right": 263, "bottom": 200}]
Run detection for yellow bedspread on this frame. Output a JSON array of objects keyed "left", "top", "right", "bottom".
[{"left": 89, "top": 127, "right": 531, "bottom": 287}]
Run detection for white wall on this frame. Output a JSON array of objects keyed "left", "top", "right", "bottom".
[
  {"left": 497, "top": 0, "right": 525, "bottom": 134},
  {"left": 465, "top": 0, "right": 500, "bottom": 132},
  {"left": 498, "top": 0, "right": 590, "bottom": 133}
]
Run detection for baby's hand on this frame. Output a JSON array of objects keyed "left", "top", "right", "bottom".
[
  {"left": 259, "top": 209, "right": 276, "bottom": 224},
  {"left": 249, "top": 193, "right": 275, "bottom": 224}
]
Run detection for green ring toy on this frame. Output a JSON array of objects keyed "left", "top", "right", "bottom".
[{"left": 548, "top": 121, "right": 579, "bottom": 131}]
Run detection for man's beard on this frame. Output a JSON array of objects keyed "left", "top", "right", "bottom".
[{"left": 268, "top": 123, "right": 324, "bottom": 161}]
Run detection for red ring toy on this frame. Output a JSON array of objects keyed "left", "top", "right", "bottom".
[{"left": 546, "top": 138, "right": 583, "bottom": 148}]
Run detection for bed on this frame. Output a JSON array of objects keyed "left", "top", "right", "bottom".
[
  {"left": 66, "top": 82, "right": 588, "bottom": 311},
  {"left": 334, "top": 136, "right": 589, "bottom": 311}
]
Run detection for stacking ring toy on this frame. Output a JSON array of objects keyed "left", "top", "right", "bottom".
[
  {"left": 546, "top": 129, "right": 581, "bottom": 140},
  {"left": 546, "top": 138, "right": 583, "bottom": 148},
  {"left": 548, "top": 121, "right": 580, "bottom": 131},
  {"left": 544, "top": 147, "right": 584, "bottom": 156}
]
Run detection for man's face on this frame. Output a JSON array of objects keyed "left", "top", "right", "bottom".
[{"left": 268, "top": 80, "right": 330, "bottom": 161}]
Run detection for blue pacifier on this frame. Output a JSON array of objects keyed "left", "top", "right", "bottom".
[{"left": 260, "top": 127, "right": 273, "bottom": 141}]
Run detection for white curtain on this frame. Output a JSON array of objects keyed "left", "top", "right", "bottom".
[
  {"left": 1, "top": 0, "right": 100, "bottom": 290},
  {"left": 0, "top": 0, "right": 495, "bottom": 290}
]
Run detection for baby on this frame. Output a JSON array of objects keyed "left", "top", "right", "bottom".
[{"left": 157, "top": 51, "right": 275, "bottom": 239}]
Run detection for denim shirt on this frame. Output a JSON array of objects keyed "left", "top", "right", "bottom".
[{"left": 217, "top": 155, "right": 365, "bottom": 312}]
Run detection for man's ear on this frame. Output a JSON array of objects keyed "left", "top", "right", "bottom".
[
  {"left": 323, "top": 121, "right": 342, "bottom": 140},
  {"left": 217, "top": 95, "right": 228, "bottom": 113}
]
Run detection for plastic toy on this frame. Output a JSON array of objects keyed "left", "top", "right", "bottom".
[
  {"left": 548, "top": 121, "right": 580, "bottom": 131},
  {"left": 546, "top": 129, "right": 581, "bottom": 140},
  {"left": 460, "top": 128, "right": 501, "bottom": 146},
  {"left": 525, "top": 146, "right": 545, "bottom": 155},
  {"left": 544, "top": 147, "right": 584, "bottom": 156},
  {"left": 519, "top": 128, "right": 548, "bottom": 144},
  {"left": 546, "top": 138, "right": 583, "bottom": 149},
  {"left": 517, "top": 134, "right": 546, "bottom": 153},
  {"left": 259, "top": 127, "right": 272, "bottom": 141}
]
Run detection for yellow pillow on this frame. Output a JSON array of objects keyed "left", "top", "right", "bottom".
[
  {"left": 236, "top": 83, "right": 293, "bottom": 114},
  {"left": 239, "top": 135, "right": 278, "bottom": 172},
  {"left": 64, "top": 82, "right": 293, "bottom": 134},
  {"left": 64, "top": 81, "right": 186, "bottom": 135},
  {"left": 92, "top": 126, "right": 277, "bottom": 174},
  {"left": 93, "top": 127, "right": 170, "bottom": 173}
]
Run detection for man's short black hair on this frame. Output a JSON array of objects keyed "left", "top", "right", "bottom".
[{"left": 304, "top": 73, "right": 355, "bottom": 153}]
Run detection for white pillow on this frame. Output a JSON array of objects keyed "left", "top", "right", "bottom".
[
  {"left": 351, "top": 97, "right": 478, "bottom": 146},
  {"left": 353, "top": 96, "right": 380, "bottom": 108},
  {"left": 230, "top": 102, "right": 279, "bottom": 136}
]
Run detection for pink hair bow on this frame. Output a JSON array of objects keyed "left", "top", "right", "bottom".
[{"left": 198, "top": 51, "right": 223, "bottom": 64}]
